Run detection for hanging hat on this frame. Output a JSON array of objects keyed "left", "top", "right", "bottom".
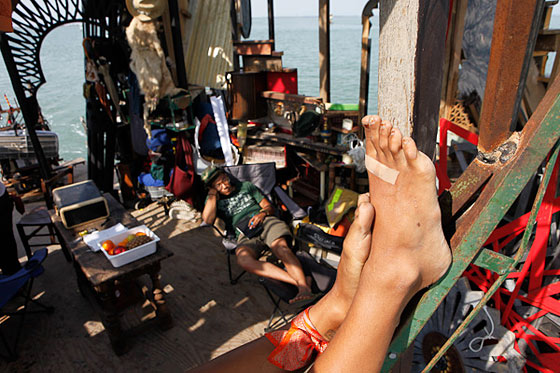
[{"left": 126, "top": 0, "right": 166, "bottom": 22}]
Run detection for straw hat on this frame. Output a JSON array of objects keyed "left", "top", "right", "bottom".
[{"left": 126, "top": 0, "right": 166, "bottom": 22}]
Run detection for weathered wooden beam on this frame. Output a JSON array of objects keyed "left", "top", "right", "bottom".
[
  {"left": 535, "top": 30, "right": 560, "bottom": 52},
  {"left": 477, "top": 0, "right": 543, "bottom": 152},
  {"left": 319, "top": 0, "right": 330, "bottom": 102},
  {"left": 378, "top": 0, "right": 449, "bottom": 159},
  {"left": 439, "top": 0, "right": 468, "bottom": 121},
  {"left": 268, "top": 0, "right": 275, "bottom": 51},
  {"left": 168, "top": 0, "right": 188, "bottom": 89},
  {"left": 358, "top": 1, "right": 378, "bottom": 120}
]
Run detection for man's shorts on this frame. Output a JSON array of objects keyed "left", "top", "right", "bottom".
[{"left": 236, "top": 216, "right": 291, "bottom": 257}]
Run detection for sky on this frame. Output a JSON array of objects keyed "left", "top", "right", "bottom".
[{"left": 251, "top": 0, "right": 373, "bottom": 17}]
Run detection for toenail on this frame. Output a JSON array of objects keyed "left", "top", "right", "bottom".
[{"left": 390, "top": 128, "right": 396, "bottom": 136}]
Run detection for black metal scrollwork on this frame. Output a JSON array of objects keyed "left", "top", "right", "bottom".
[{"left": 4, "top": 0, "right": 127, "bottom": 98}]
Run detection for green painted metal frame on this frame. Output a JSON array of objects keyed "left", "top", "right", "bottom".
[
  {"left": 422, "top": 143, "right": 560, "bottom": 372},
  {"left": 381, "top": 76, "right": 560, "bottom": 372}
]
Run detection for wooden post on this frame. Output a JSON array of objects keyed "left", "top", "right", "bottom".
[
  {"left": 358, "top": 2, "right": 377, "bottom": 120},
  {"left": 378, "top": 0, "right": 449, "bottom": 159},
  {"left": 168, "top": 0, "right": 188, "bottom": 89},
  {"left": 268, "top": 0, "right": 275, "bottom": 51},
  {"left": 439, "top": 0, "right": 468, "bottom": 121},
  {"left": 319, "top": 0, "right": 330, "bottom": 102}
]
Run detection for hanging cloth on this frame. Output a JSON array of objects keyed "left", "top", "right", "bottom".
[
  {"left": 210, "top": 95, "right": 234, "bottom": 165},
  {"left": 166, "top": 132, "right": 195, "bottom": 204}
]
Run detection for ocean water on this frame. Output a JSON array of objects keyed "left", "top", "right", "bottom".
[
  {"left": 2, "top": 13, "right": 559, "bottom": 162},
  {"left": 0, "top": 16, "right": 378, "bottom": 162}
]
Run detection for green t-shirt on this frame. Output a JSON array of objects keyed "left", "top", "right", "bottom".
[{"left": 216, "top": 181, "right": 265, "bottom": 236}]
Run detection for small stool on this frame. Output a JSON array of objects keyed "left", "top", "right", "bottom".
[{"left": 16, "top": 207, "right": 71, "bottom": 262}]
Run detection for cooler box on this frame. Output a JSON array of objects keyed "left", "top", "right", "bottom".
[{"left": 52, "top": 180, "right": 109, "bottom": 229}]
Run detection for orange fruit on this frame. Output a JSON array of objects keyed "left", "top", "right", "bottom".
[
  {"left": 118, "top": 240, "right": 128, "bottom": 247},
  {"left": 102, "top": 240, "right": 115, "bottom": 252},
  {"left": 135, "top": 232, "right": 147, "bottom": 237}
]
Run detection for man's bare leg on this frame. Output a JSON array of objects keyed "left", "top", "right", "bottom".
[
  {"left": 268, "top": 237, "right": 313, "bottom": 303},
  {"left": 313, "top": 116, "right": 452, "bottom": 372},
  {"left": 235, "top": 246, "right": 302, "bottom": 286},
  {"left": 189, "top": 197, "right": 375, "bottom": 372}
]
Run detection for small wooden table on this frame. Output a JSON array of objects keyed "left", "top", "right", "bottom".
[{"left": 49, "top": 193, "right": 173, "bottom": 355}]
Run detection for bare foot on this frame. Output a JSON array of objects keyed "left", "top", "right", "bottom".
[
  {"left": 329, "top": 194, "right": 375, "bottom": 309},
  {"left": 362, "top": 115, "right": 451, "bottom": 292},
  {"left": 290, "top": 287, "right": 314, "bottom": 304},
  {"left": 308, "top": 195, "right": 375, "bottom": 337}
]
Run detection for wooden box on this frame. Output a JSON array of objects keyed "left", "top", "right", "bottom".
[
  {"left": 242, "top": 53, "right": 283, "bottom": 72},
  {"left": 228, "top": 71, "right": 268, "bottom": 120}
]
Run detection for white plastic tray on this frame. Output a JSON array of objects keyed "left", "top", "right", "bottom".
[{"left": 97, "top": 225, "right": 160, "bottom": 267}]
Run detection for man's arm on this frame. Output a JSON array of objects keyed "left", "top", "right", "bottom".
[
  {"left": 258, "top": 198, "right": 274, "bottom": 215},
  {"left": 202, "top": 188, "right": 219, "bottom": 225},
  {"left": 247, "top": 197, "right": 274, "bottom": 228}
]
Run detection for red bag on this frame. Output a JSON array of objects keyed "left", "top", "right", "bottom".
[{"left": 166, "top": 132, "right": 195, "bottom": 204}]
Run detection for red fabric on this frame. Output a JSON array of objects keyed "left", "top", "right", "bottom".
[
  {"left": 197, "top": 114, "right": 215, "bottom": 144},
  {"left": 0, "top": 0, "right": 13, "bottom": 32},
  {"left": 166, "top": 132, "right": 195, "bottom": 204},
  {"left": 266, "top": 307, "right": 328, "bottom": 371},
  {"left": 267, "top": 70, "right": 298, "bottom": 94}
]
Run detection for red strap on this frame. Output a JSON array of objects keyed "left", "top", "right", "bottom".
[{"left": 265, "top": 307, "right": 328, "bottom": 371}]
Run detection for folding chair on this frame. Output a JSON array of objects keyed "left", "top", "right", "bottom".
[
  {"left": 209, "top": 162, "right": 307, "bottom": 284},
  {"left": 0, "top": 248, "right": 53, "bottom": 361},
  {"left": 259, "top": 250, "right": 337, "bottom": 332}
]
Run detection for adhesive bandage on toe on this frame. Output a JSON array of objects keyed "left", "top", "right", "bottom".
[{"left": 365, "top": 154, "right": 399, "bottom": 184}]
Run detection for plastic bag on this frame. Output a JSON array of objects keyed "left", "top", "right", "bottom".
[{"left": 342, "top": 134, "right": 366, "bottom": 173}]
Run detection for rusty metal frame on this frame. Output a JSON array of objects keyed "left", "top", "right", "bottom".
[{"left": 477, "top": 0, "right": 544, "bottom": 152}]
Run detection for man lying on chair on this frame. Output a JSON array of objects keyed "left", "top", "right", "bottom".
[{"left": 201, "top": 165, "right": 313, "bottom": 303}]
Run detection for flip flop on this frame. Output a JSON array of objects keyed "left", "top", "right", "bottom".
[{"left": 289, "top": 292, "right": 319, "bottom": 306}]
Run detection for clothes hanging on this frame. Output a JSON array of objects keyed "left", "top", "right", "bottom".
[{"left": 166, "top": 132, "right": 195, "bottom": 204}]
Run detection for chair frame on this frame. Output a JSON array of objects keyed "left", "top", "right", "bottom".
[
  {"left": 259, "top": 250, "right": 337, "bottom": 332},
  {"left": 0, "top": 248, "right": 53, "bottom": 361}
]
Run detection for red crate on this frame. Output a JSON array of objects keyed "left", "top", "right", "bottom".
[{"left": 267, "top": 68, "right": 298, "bottom": 94}]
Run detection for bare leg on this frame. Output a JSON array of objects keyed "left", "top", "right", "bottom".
[
  {"left": 268, "top": 237, "right": 313, "bottom": 303},
  {"left": 235, "top": 246, "right": 301, "bottom": 286},
  {"left": 312, "top": 116, "right": 452, "bottom": 372},
  {"left": 189, "top": 198, "right": 375, "bottom": 372}
]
